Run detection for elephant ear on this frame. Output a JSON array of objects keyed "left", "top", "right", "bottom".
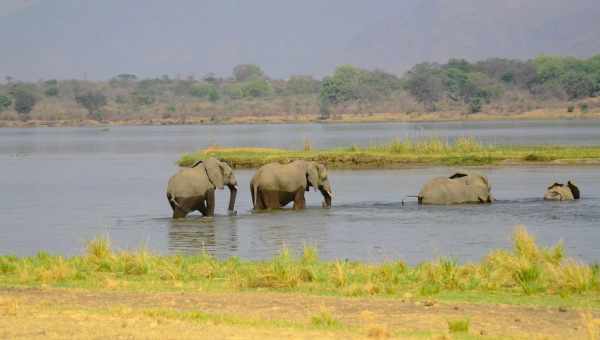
[
  {"left": 449, "top": 172, "right": 468, "bottom": 179},
  {"left": 204, "top": 158, "right": 224, "bottom": 189},
  {"left": 547, "top": 182, "right": 562, "bottom": 190},
  {"left": 567, "top": 181, "right": 580, "bottom": 199},
  {"left": 191, "top": 160, "right": 203, "bottom": 168},
  {"left": 306, "top": 163, "right": 319, "bottom": 191}
]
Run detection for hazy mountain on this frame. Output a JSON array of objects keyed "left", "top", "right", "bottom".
[
  {"left": 1, "top": 0, "right": 599, "bottom": 80},
  {"left": 344, "top": 0, "right": 600, "bottom": 73}
]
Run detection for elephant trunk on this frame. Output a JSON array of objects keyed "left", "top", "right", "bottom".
[
  {"left": 319, "top": 182, "right": 334, "bottom": 208},
  {"left": 227, "top": 184, "right": 237, "bottom": 212}
]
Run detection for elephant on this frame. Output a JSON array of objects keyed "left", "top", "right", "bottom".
[
  {"left": 250, "top": 160, "right": 334, "bottom": 210},
  {"left": 544, "top": 181, "right": 580, "bottom": 201},
  {"left": 166, "top": 157, "right": 237, "bottom": 218},
  {"left": 418, "top": 171, "right": 493, "bottom": 205}
]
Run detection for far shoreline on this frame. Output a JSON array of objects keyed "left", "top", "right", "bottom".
[{"left": 2, "top": 109, "right": 600, "bottom": 128}]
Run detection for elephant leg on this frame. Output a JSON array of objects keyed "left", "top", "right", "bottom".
[
  {"left": 196, "top": 199, "right": 208, "bottom": 216},
  {"left": 205, "top": 190, "right": 216, "bottom": 216},
  {"left": 292, "top": 189, "right": 305, "bottom": 210},
  {"left": 168, "top": 193, "right": 188, "bottom": 219},
  {"left": 260, "top": 190, "right": 281, "bottom": 209},
  {"left": 172, "top": 207, "right": 187, "bottom": 219}
]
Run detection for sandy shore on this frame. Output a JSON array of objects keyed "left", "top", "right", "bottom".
[{"left": 2, "top": 109, "right": 600, "bottom": 128}]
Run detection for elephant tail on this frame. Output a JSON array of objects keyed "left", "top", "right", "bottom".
[
  {"left": 251, "top": 182, "right": 260, "bottom": 209},
  {"left": 167, "top": 193, "right": 183, "bottom": 209},
  {"left": 250, "top": 182, "right": 255, "bottom": 208}
]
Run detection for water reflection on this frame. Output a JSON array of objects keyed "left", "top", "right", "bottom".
[{"left": 168, "top": 217, "right": 238, "bottom": 258}]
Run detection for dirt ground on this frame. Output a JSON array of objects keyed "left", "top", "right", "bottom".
[{"left": 1, "top": 288, "right": 598, "bottom": 339}]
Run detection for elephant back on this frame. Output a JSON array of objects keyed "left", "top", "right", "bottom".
[
  {"left": 167, "top": 167, "right": 212, "bottom": 198},
  {"left": 252, "top": 162, "right": 308, "bottom": 192}
]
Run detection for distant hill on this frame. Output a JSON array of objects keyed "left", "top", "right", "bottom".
[
  {"left": 1, "top": 0, "right": 600, "bottom": 80},
  {"left": 344, "top": 0, "right": 600, "bottom": 73}
]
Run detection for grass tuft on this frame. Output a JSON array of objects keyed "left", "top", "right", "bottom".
[
  {"left": 310, "top": 307, "right": 341, "bottom": 328},
  {"left": 1, "top": 226, "right": 600, "bottom": 306},
  {"left": 447, "top": 318, "right": 470, "bottom": 333}
]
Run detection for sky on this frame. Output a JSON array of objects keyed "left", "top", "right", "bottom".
[{"left": 1, "top": 0, "right": 599, "bottom": 81}]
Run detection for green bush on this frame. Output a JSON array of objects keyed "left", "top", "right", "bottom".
[
  {"left": 0, "top": 95, "right": 12, "bottom": 112},
  {"left": 75, "top": 92, "right": 107, "bottom": 120},
  {"left": 12, "top": 86, "right": 37, "bottom": 120},
  {"left": 240, "top": 78, "right": 272, "bottom": 98}
]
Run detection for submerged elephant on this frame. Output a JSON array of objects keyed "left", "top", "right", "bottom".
[
  {"left": 544, "top": 181, "right": 580, "bottom": 201},
  {"left": 418, "top": 171, "right": 493, "bottom": 205},
  {"left": 250, "top": 160, "right": 334, "bottom": 210},
  {"left": 166, "top": 158, "right": 237, "bottom": 218}
]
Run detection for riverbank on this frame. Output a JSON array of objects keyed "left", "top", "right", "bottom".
[
  {"left": 178, "top": 137, "right": 600, "bottom": 169},
  {"left": 2, "top": 288, "right": 598, "bottom": 339},
  {"left": 1, "top": 227, "right": 599, "bottom": 338},
  {"left": 2, "top": 108, "right": 600, "bottom": 128}
]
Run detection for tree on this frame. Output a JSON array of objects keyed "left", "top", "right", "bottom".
[
  {"left": 75, "top": 91, "right": 107, "bottom": 120},
  {"left": 190, "top": 83, "right": 220, "bottom": 102},
  {"left": 405, "top": 63, "right": 445, "bottom": 111},
  {"left": 561, "top": 71, "right": 594, "bottom": 100},
  {"left": 285, "top": 75, "right": 320, "bottom": 95},
  {"left": 319, "top": 65, "right": 362, "bottom": 106},
  {"left": 240, "top": 78, "right": 272, "bottom": 98},
  {"left": 233, "top": 64, "right": 264, "bottom": 82},
  {"left": 44, "top": 80, "right": 59, "bottom": 97},
  {"left": 0, "top": 95, "right": 11, "bottom": 112},
  {"left": 12, "top": 87, "right": 37, "bottom": 120}
]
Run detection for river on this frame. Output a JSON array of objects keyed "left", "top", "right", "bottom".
[{"left": 1, "top": 120, "right": 599, "bottom": 264}]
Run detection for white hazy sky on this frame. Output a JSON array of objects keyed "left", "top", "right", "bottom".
[{"left": 1, "top": 0, "right": 599, "bottom": 81}]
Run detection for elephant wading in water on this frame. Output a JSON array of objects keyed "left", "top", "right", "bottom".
[
  {"left": 544, "top": 181, "right": 580, "bottom": 201},
  {"left": 250, "top": 160, "right": 334, "bottom": 210},
  {"left": 166, "top": 158, "right": 237, "bottom": 218},
  {"left": 418, "top": 171, "right": 493, "bottom": 205}
]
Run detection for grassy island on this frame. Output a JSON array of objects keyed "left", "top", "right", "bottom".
[{"left": 177, "top": 137, "right": 600, "bottom": 169}]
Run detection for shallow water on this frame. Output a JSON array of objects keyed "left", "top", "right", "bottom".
[{"left": 1, "top": 121, "right": 599, "bottom": 264}]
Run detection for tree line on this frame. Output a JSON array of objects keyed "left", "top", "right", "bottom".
[{"left": 1, "top": 54, "right": 600, "bottom": 122}]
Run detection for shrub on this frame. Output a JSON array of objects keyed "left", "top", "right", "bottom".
[
  {"left": 75, "top": 91, "right": 107, "bottom": 120},
  {"left": 241, "top": 78, "right": 272, "bottom": 98},
  {"left": 579, "top": 102, "right": 589, "bottom": 113},
  {"left": 45, "top": 86, "right": 59, "bottom": 97},
  {"left": 233, "top": 64, "right": 264, "bottom": 82},
  {"left": 190, "top": 84, "right": 220, "bottom": 102},
  {"left": 12, "top": 87, "right": 37, "bottom": 120},
  {"left": 0, "top": 95, "right": 12, "bottom": 112},
  {"left": 310, "top": 307, "right": 341, "bottom": 328},
  {"left": 468, "top": 97, "right": 483, "bottom": 113},
  {"left": 447, "top": 318, "right": 470, "bottom": 333}
]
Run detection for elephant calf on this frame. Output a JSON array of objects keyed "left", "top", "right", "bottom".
[
  {"left": 418, "top": 171, "right": 493, "bottom": 205},
  {"left": 166, "top": 157, "right": 237, "bottom": 218},
  {"left": 250, "top": 160, "right": 334, "bottom": 210},
  {"left": 544, "top": 181, "right": 580, "bottom": 201}
]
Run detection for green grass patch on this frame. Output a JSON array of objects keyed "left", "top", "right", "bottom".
[
  {"left": 1, "top": 226, "right": 600, "bottom": 309},
  {"left": 447, "top": 318, "right": 470, "bottom": 333},
  {"left": 310, "top": 307, "right": 342, "bottom": 328},
  {"left": 176, "top": 137, "right": 600, "bottom": 169}
]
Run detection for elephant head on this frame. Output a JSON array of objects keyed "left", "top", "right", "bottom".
[
  {"left": 418, "top": 171, "right": 493, "bottom": 205},
  {"left": 196, "top": 157, "right": 238, "bottom": 212},
  {"left": 544, "top": 180, "right": 580, "bottom": 201},
  {"left": 306, "top": 161, "right": 334, "bottom": 208}
]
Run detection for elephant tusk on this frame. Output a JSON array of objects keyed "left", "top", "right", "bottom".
[{"left": 326, "top": 190, "right": 335, "bottom": 199}]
